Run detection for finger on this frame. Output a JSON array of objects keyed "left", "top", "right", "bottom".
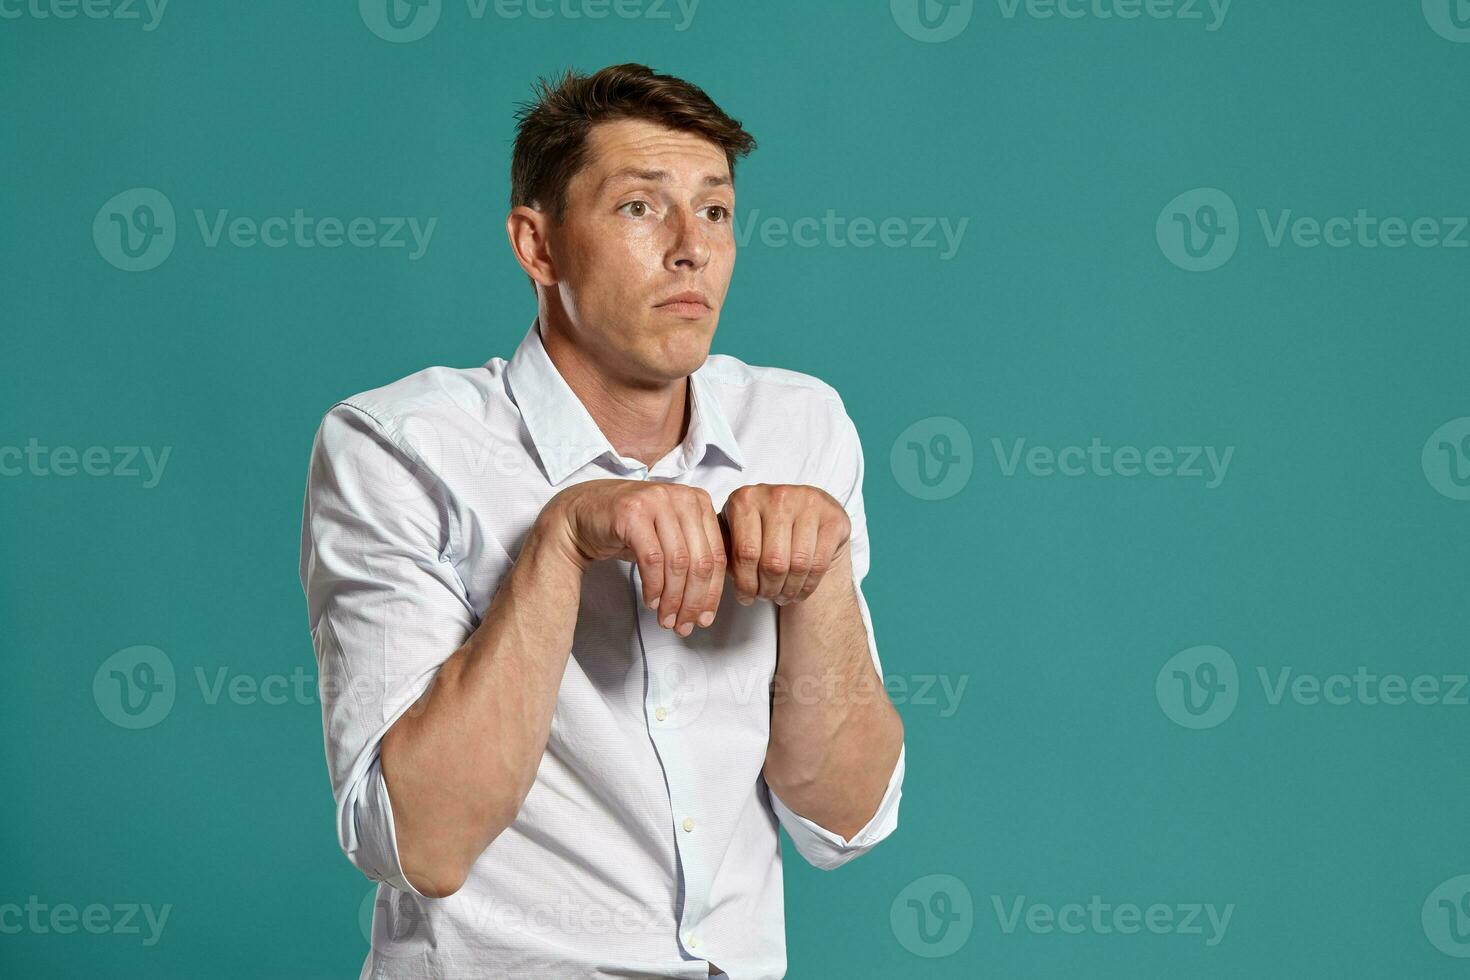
[
  {"left": 623, "top": 502, "right": 666, "bottom": 611},
  {"left": 672, "top": 497, "right": 716, "bottom": 636},
  {"left": 801, "top": 510, "right": 848, "bottom": 600},
  {"left": 716, "top": 511, "right": 733, "bottom": 561},
  {"left": 779, "top": 507, "right": 821, "bottom": 604},
  {"left": 653, "top": 504, "right": 689, "bottom": 632},
  {"left": 694, "top": 501, "right": 727, "bottom": 627},
  {"left": 757, "top": 497, "right": 793, "bottom": 602},
  {"left": 724, "top": 494, "right": 762, "bottom": 605}
]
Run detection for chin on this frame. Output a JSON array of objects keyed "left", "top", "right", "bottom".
[
  {"left": 651, "top": 315, "right": 715, "bottom": 358},
  {"left": 639, "top": 328, "right": 712, "bottom": 381}
]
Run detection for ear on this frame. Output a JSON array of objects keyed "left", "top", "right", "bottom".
[{"left": 506, "top": 205, "right": 559, "bottom": 286}]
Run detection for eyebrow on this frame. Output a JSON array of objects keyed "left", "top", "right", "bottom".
[{"left": 597, "top": 167, "right": 733, "bottom": 194}]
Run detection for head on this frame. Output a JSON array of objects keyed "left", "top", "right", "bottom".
[{"left": 506, "top": 63, "right": 757, "bottom": 388}]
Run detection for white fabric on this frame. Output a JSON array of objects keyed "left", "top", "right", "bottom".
[{"left": 299, "top": 318, "right": 905, "bottom": 979}]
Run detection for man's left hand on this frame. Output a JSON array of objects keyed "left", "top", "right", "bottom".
[{"left": 719, "top": 484, "right": 851, "bottom": 607}]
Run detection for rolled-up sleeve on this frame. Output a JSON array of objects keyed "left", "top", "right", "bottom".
[
  {"left": 299, "top": 402, "right": 478, "bottom": 896},
  {"left": 769, "top": 746, "right": 905, "bottom": 871},
  {"left": 768, "top": 393, "right": 905, "bottom": 871}
]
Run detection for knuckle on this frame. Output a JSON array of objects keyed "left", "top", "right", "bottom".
[
  {"left": 667, "top": 550, "right": 691, "bottom": 573},
  {"left": 736, "top": 543, "right": 762, "bottom": 564},
  {"left": 615, "top": 495, "right": 646, "bottom": 522},
  {"left": 761, "top": 555, "right": 789, "bottom": 576}
]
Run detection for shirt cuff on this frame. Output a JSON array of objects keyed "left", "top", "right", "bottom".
[
  {"left": 339, "top": 751, "right": 428, "bottom": 899},
  {"left": 768, "top": 742, "right": 905, "bottom": 871}
]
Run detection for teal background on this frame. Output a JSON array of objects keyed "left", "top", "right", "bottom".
[{"left": 4, "top": 1, "right": 1470, "bottom": 976}]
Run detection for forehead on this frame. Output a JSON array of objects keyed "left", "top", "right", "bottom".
[{"left": 576, "top": 118, "right": 731, "bottom": 194}]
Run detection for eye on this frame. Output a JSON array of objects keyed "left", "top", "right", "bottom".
[
  {"left": 620, "top": 200, "right": 652, "bottom": 218},
  {"left": 705, "top": 205, "right": 731, "bottom": 223}
]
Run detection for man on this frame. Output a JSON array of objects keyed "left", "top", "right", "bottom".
[{"left": 300, "top": 63, "right": 905, "bottom": 979}]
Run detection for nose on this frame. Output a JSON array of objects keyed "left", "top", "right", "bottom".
[{"left": 664, "top": 204, "right": 710, "bottom": 272}]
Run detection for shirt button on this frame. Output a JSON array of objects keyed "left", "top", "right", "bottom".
[
  {"left": 682, "top": 817, "right": 695, "bottom": 833},
  {"left": 686, "top": 934, "right": 699, "bottom": 949},
  {"left": 655, "top": 706, "right": 668, "bottom": 722}
]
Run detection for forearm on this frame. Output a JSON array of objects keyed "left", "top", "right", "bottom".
[
  {"left": 764, "top": 550, "right": 904, "bottom": 840},
  {"left": 379, "top": 508, "right": 585, "bottom": 897}
]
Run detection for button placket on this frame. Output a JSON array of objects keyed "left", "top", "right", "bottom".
[{"left": 629, "top": 561, "right": 708, "bottom": 961}]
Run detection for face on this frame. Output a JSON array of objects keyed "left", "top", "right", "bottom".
[{"left": 527, "top": 118, "right": 737, "bottom": 387}]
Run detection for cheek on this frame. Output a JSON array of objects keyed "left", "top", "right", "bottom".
[
  {"left": 566, "top": 227, "right": 650, "bottom": 302},
  {"left": 708, "top": 238, "right": 736, "bottom": 293},
  {"left": 618, "top": 225, "right": 672, "bottom": 271}
]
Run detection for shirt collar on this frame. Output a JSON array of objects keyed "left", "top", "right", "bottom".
[{"left": 503, "top": 318, "right": 746, "bottom": 486}]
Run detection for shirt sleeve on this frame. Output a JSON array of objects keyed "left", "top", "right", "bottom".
[
  {"left": 766, "top": 393, "right": 906, "bottom": 871},
  {"left": 299, "top": 402, "right": 479, "bottom": 897}
]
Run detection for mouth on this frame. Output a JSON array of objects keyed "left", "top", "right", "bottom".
[{"left": 653, "top": 290, "right": 713, "bottom": 318}]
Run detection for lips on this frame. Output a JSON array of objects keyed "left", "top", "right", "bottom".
[{"left": 655, "top": 290, "right": 711, "bottom": 310}]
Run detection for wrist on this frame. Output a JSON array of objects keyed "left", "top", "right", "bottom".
[{"left": 528, "top": 500, "right": 591, "bottom": 576}]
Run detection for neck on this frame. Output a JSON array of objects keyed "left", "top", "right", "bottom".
[{"left": 537, "top": 317, "right": 689, "bottom": 469}]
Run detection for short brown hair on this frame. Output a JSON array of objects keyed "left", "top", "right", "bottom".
[{"left": 510, "top": 63, "right": 757, "bottom": 225}]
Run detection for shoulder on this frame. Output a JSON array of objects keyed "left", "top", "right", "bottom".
[
  {"left": 320, "top": 362, "right": 505, "bottom": 446},
  {"left": 699, "top": 352, "right": 851, "bottom": 426},
  {"left": 698, "top": 353, "right": 863, "bottom": 491}
]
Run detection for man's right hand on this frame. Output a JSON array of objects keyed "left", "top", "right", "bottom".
[{"left": 544, "top": 479, "right": 727, "bottom": 637}]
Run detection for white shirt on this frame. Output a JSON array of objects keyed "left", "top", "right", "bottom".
[{"left": 299, "top": 319, "right": 905, "bottom": 979}]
